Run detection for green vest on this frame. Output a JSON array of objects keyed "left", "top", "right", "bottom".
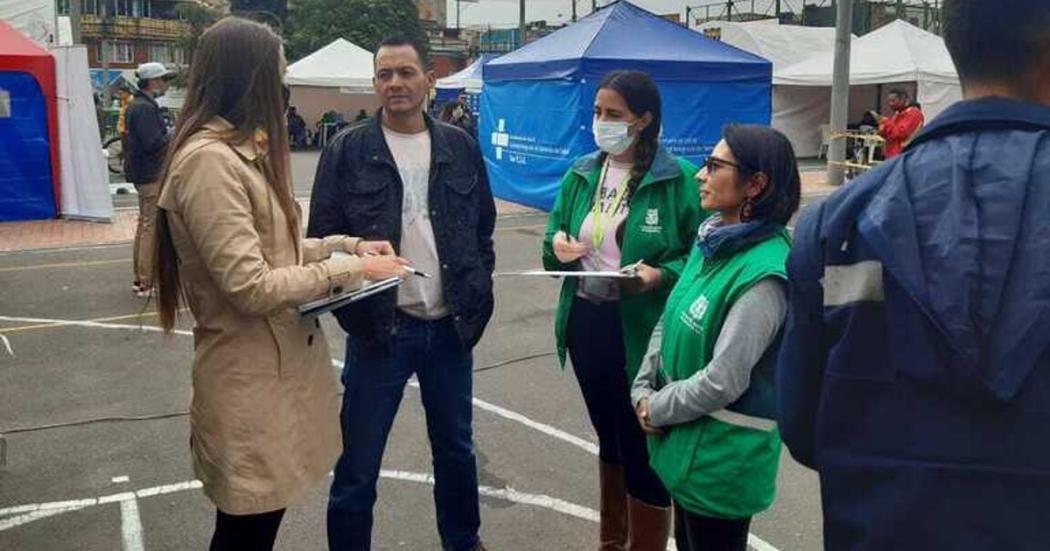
[
  {"left": 648, "top": 229, "right": 790, "bottom": 519},
  {"left": 542, "top": 147, "right": 704, "bottom": 381}
]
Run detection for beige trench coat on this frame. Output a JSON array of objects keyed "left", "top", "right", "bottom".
[{"left": 158, "top": 118, "right": 364, "bottom": 514}]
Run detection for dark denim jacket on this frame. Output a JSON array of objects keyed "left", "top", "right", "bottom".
[{"left": 307, "top": 112, "right": 496, "bottom": 348}]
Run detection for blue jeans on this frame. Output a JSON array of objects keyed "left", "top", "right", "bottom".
[{"left": 328, "top": 315, "right": 480, "bottom": 551}]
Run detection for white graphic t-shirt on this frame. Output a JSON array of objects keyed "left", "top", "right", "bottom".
[{"left": 383, "top": 126, "right": 449, "bottom": 319}]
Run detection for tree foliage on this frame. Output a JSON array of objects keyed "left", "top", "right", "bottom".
[
  {"left": 286, "top": 0, "right": 429, "bottom": 62},
  {"left": 172, "top": 1, "right": 226, "bottom": 86}
]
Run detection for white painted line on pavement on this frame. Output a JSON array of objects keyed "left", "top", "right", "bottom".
[
  {"left": 337, "top": 360, "right": 779, "bottom": 551},
  {"left": 119, "top": 496, "right": 145, "bottom": 551},
  {"left": 334, "top": 359, "right": 599, "bottom": 455},
  {"left": 0, "top": 316, "right": 191, "bottom": 337},
  {"left": 0, "top": 505, "right": 91, "bottom": 531},
  {"left": 136, "top": 480, "right": 202, "bottom": 498},
  {"left": 380, "top": 469, "right": 600, "bottom": 524},
  {"left": 110, "top": 477, "right": 146, "bottom": 551},
  {"left": 0, "top": 242, "right": 131, "bottom": 256},
  {"left": 0, "top": 319, "right": 781, "bottom": 551}
]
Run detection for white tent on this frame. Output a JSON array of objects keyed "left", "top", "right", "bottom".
[
  {"left": 285, "top": 38, "right": 381, "bottom": 130},
  {"left": 774, "top": 20, "right": 962, "bottom": 156},
  {"left": 286, "top": 38, "right": 374, "bottom": 90},
  {"left": 697, "top": 19, "right": 840, "bottom": 73},
  {"left": 53, "top": 46, "right": 112, "bottom": 220},
  {"left": 436, "top": 54, "right": 498, "bottom": 93},
  {"left": 697, "top": 20, "right": 846, "bottom": 157}
]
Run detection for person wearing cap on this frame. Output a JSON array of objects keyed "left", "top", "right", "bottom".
[{"left": 125, "top": 61, "right": 173, "bottom": 298}]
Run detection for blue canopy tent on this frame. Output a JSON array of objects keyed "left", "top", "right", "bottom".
[{"left": 480, "top": 1, "right": 772, "bottom": 210}]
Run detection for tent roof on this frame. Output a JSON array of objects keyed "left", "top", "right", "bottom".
[
  {"left": 484, "top": 0, "right": 770, "bottom": 82},
  {"left": 286, "top": 38, "right": 374, "bottom": 89},
  {"left": 437, "top": 54, "right": 497, "bottom": 91},
  {"left": 775, "top": 19, "right": 958, "bottom": 86},
  {"left": 698, "top": 20, "right": 845, "bottom": 73},
  {"left": 0, "top": 18, "right": 50, "bottom": 59}
]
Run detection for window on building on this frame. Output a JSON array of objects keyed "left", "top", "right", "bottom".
[
  {"left": 148, "top": 43, "right": 187, "bottom": 66},
  {"left": 100, "top": 41, "right": 135, "bottom": 63}
]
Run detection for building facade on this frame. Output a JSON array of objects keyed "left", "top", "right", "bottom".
[{"left": 64, "top": 0, "right": 193, "bottom": 70}]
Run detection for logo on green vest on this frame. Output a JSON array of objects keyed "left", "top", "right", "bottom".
[
  {"left": 641, "top": 208, "right": 662, "bottom": 234},
  {"left": 680, "top": 295, "right": 709, "bottom": 333}
]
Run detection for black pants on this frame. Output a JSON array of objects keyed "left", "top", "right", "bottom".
[
  {"left": 567, "top": 297, "right": 670, "bottom": 507},
  {"left": 674, "top": 503, "right": 751, "bottom": 551},
  {"left": 209, "top": 508, "right": 286, "bottom": 551}
]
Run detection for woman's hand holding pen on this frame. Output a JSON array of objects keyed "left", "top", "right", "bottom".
[
  {"left": 620, "top": 263, "right": 662, "bottom": 295},
  {"left": 553, "top": 231, "right": 589, "bottom": 264},
  {"left": 361, "top": 254, "right": 409, "bottom": 280},
  {"left": 346, "top": 240, "right": 409, "bottom": 280}
]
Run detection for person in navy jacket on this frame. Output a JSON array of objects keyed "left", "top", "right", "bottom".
[{"left": 777, "top": 1, "right": 1050, "bottom": 549}]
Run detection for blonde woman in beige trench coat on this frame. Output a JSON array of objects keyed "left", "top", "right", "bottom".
[{"left": 152, "top": 18, "right": 407, "bottom": 550}]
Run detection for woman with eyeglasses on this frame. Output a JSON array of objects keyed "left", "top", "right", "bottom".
[
  {"left": 631, "top": 125, "right": 801, "bottom": 551},
  {"left": 542, "top": 70, "right": 703, "bottom": 549}
]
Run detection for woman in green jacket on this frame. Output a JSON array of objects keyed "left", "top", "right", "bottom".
[
  {"left": 631, "top": 125, "right": 801, "bottom": 551},
  {"left": 542, "top": 70, "right": 702, "bottom": 550}
]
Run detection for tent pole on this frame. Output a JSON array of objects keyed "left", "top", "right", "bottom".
[
  {"left": 572, "top": 0, "right": 577, "bottom": 22},
  {"left": 70, "top": 0, "right": 82, "bottom": 44},
  {"left": 519, "top": 0, "right": 525, "bottom": 48},
  {"left": 101, "top": 0, "right": 111, "bottom": 109},
  {"left": 827, "top": 0, "right": 853, "bottom": 186}
]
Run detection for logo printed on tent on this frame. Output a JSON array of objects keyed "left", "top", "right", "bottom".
[
  {"left": 491, "top": 119, "right": 510, "bottom": 160},
  {"left": 0, "top": 88, "right": 9, "bottom": 118}
]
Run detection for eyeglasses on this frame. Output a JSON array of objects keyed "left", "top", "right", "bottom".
[{"left": 704, "top": 156, "right": 746, "bottom": 174}]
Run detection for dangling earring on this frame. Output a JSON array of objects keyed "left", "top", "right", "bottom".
[{"left": 741, "top": 198, "right": 754, "bottom": 222}]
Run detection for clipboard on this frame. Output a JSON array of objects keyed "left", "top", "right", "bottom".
[
  {"left": 496, "top": 260, "right": 643, "bottom": 279},
  {"left": 496, "top": 270, "right": 640, "bottom": 279},
  {"left": 298, "top": 277, "right": 401, "bottom": 320}
]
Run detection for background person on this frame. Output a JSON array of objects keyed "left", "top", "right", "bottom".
[
  {"left": 633, "top": 126, "right": 800, "bottom": 551},
  {"left": 152, "top": 17, "right": 406, "bottom": 550},
  {"left": 309, "top": 35, "right": 496, "bottom": 551},
  {"left": 542, "top": 70, "right": 702, "bottom": 550},
  {"left": 287, "top": 105, "right": 307, "bottom": 149},
  {"left": 876, "top": 88, "right": 924, "bottom": 158},
  {"left": 778, "top": 0, "right": 1050, "bottom": 548},
  {"left": 125, "top": 61, "right": 173, "bottom": 297}
]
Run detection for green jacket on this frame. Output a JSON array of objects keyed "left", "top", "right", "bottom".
[
  {"left": 542, "top": 146, "right": 703, "bottom": 381},
  {"left": 648, "top": 229, "right": 790, "bottom": 519}
]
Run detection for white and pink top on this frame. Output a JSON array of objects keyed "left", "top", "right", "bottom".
[{"left": 576, "top": 158, "right": 634, "bottom": 302}]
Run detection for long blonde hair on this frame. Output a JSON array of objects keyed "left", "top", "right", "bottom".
[{"left": 154, "top": 17, "right": 296, "bottom": 332}]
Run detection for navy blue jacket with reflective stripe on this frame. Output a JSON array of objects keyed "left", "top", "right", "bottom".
[{"left": 778, "top": 97, "right": 1050, "bottom": 550}]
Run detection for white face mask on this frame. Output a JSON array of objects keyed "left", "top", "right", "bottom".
[{"left": 593, "top": 119, "right": 637, "bottom": 156}]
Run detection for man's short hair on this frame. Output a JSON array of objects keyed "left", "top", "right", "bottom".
[
  {"left": 943, "top": 0, "right": 1050, "bottom": 86},
  {"left": 375, "top": 35, "right": 429, "bottom": 70},
  {"left": 137, "top": 79, "right": 149, "bottom": 90},
  {"left": 888, "top": 88, "right": 908, "bottom": 100}
]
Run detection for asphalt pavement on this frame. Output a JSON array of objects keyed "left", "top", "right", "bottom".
[{"left": 0, "top": 152, "right": 828, "bottom": 550}]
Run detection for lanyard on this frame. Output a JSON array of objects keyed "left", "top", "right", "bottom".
[{"left": 591, "top": 160, "right": 631, "bottom": 250}]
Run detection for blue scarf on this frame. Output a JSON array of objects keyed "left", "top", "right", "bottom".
[{"left": 697, "top": 214, "right": 782, "bottom": 259}]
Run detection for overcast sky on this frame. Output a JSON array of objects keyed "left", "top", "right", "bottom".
[{"left": 450, "top": 0, "right": 808, "bottom": 28}]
